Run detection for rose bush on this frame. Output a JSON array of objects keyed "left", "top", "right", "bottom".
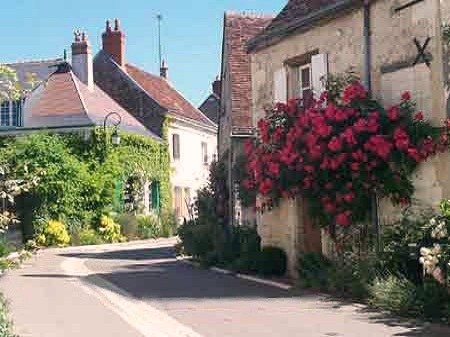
[{"left": 243, "top": 81, "right": 450, "bottom": 229}]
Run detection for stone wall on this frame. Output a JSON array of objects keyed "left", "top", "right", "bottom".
[{"left": 250, "top": 0, "right": 448, "bottom": 276}]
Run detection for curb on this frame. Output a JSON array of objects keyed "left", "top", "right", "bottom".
[{"left": 178, "top": 258, "right": 292, "bottom": 290}]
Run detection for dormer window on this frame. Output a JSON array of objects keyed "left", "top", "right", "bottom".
[{"left": 0, "top": 100, "right": 22, "bottom": 127}]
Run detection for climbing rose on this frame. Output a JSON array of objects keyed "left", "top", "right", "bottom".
[
  {"left": 388, "top": 106, "right": 400, "bottom": 121},
  {"left": 401, "top": 91, "right": 411, "bottom": 101},
  {"left": 415, "top": 111, "right": 424, "bottom": 121}
]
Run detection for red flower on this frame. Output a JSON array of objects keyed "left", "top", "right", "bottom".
[
  {"left": 351, "top": 162, "right": 360, "bottom": 172},
  {"left": 414, "top": 112, "right": 424, "bottom": 121},
  {"left": 393, "top": 127, "right": 410, "bottom": 151},
  {"left": 342, "top": 128, "right": 357, "bottom": 146},
  {"left": 353, "top": 118, "right": 367, "bottom": 133},
  {"left": 388, "top": 106, "right": 401, "bottom": 121},
  {"left": 325, "top": 182, "right": 334, "bottom": 190},
  {"left": 407, "top": 148, "right": 421, "bottom": 162},
  {"left": 344, "top": 193, "right": 355, "bottom": 203},
  {"left": 336, "top": 212, "right": 351, "bottom": 226},
  {"left": 267, "top": 162, "right": 280, "bottom": 176},
  {"left": 244, "top": 139, "right": 254, "bottom": 156},
  {"left": 259, "top": 178, "right": 274, "bottom": 195},
  {"left": 401, "top": 91, "right": 411, "bottom": 101},
  {"left": 342, "top": 82, "right": 368, "bottom": 104},
  {"left": 324, "top": 202, "right": 336, "bottom": 214},
  {"left": 328, "top": 137, "right": 343, "bottom": 152}
]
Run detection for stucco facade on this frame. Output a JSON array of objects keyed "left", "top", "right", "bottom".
[
  {"left": 249, "top": 0, "right": 449, "bottom": 276},
  {"left": 168, "top": 117, "right": 217, "bottom": 220}
]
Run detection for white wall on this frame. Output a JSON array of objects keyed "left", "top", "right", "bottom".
[{"left": 168, "top": 118, "right": 217, "bottom": 219}]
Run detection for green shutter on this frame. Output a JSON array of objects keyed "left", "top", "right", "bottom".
[
  {"left": 113, "top": 179, "right": 124, "bottom": 212},
  {"left": 151, "top": 181, "right": 161, "bottom": 213}
]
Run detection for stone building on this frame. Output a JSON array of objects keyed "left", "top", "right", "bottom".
[
  {"left": 218, "top": 12, "right": 274, "bottom": 226},
  {"left": 247, "top": 0, "right": 450, "bottom": 276}
]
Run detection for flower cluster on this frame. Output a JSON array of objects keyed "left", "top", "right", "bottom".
[
  {"left": 418, "top": 202, "right": 450, "bottom": 281},
  {"left": 244, "top": 81, "right": 450, "bottom": 228}
]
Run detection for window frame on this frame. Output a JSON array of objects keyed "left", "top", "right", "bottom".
[
  {"left": 0, "top": 100, "right": 22, "bottom": 128},
  {"left": 172, "top": 133, "right": 180, "bottom": 160},
  {"left": 201, "top": 141, "right": 208, "bottom": 165},
  {"left": 297, "top": 64, "right": 312, "bottom": 99}
]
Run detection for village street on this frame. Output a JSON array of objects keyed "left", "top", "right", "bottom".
[{"left": 0, "top": 238, "right": 449, "bottom": 337}]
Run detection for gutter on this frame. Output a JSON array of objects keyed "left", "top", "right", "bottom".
[{"left": 247, "top": 0, "right": 359, "bottom": 53}]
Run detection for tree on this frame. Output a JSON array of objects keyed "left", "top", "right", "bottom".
[{"left": 0, "top": 65, "right": 36, "bottom": 232}]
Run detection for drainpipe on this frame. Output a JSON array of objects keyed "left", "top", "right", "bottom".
[{"left": 362, "top": 0, "right": 380, "bottom": 254}]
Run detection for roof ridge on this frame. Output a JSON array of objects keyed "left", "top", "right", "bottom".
[
  {"left": 225, "top": 11, "right": 276, "bottom": 19},
  {"left": 69, "top": 71, "right": 90, "bottom": 119},
  {"left": 5, "top": 57, "right": 64, "bottom": 66}
]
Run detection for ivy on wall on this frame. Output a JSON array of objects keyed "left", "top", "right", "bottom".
[{"left": 0, "top": 121, "right": 172, "bottom": 237}]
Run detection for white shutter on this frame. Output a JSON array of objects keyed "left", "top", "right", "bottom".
[
  {"left": 311, "top": 54, "right": 328, "bottom": 98},
  {"left": 273, "top": 67, "right": 287, "bottom": 103}
]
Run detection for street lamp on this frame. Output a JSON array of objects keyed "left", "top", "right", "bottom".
[{"left": 103, "top": 112, "right": 122, "bottom": 145}]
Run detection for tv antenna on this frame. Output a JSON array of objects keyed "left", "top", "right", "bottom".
[{"left": 156, "top": 14, "right": 163, "bottom": 68}]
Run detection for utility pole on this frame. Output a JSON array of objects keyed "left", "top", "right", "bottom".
[{"left": 156, "top": 14, "right": 163, "bottom": 68}]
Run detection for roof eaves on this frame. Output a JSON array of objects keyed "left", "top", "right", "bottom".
[
  {"left": 247, "top": 0, "right": 359, "bottom": 53},
  {"left": 168, "top": 112, "right": 218, "bottom": 132}
]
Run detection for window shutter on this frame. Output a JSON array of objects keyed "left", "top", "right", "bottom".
[
  {"left": 273, "top": 67, "right": 287, "bottom": 102},
  {"left": 311, "top": 54, "right": 328, "bottom": 98},
  {"left": 151, "top": 181, "right": 160, "bottom": 213}
]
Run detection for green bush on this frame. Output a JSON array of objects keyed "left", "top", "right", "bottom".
[
  {"left": 159, "top": 209, "right": 178, "bottom": 238},
  {"left": 0, "top": 238, "right": 12, "bottom": 258},
  {"left": 178, "top": 221, "right": 214, "bottom": 259},
  {"left": 136, "top": 214, "right": 161, "bottom": 239},
  {"left": 369, "top": 274, "right": 419, "bottom": 316},
  {"left": 117, "top": 213, "right": 139, "bottom": 240},
  {"left": 78, "top": 228, "right": 104, "bottom": 246},
  {"left": 230, "top": 226, "right": 261, "bottom": 272},
  {"left": 0, "top": 293, "right": 16, "bottom": 337},
  {"left": 258, "top": 246, "right": 287, "bottom": 276},
  {"left": 298, "top": 252, "right": 332, "bottom": 290},
  {"left": 416, "top": 278, "right": 450, "bottom": 323},
  {"left": 36, "top": 220, "right": 70, "bottom": 247}
]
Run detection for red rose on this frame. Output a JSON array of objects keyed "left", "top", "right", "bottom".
[
  {"left": 407, "top": 147, "right": 421, "bottom": 162},
  {"left": 342, "top": 82, "right": 368, "bottom": 104},
  {"left": 401, "top": 91, "right": 411, "bottom": 101},
  {"left": 328, "top": 137, "right": 343, "bottom": 152},
  {"left": 414, "top": 112, "right": 424, "bottom": 121},
  {"left": 344, "top": 193, "right": 355, "bottom": 203},
  {"left": 325, "top": 182, "right": 334, "bottom": 190},
  {"left": 324, "top": 202, "right": 336, "bottom": 214},
  {"left": 336, "top": 212, "right": 351, "bottom": 226},
  {"left": 351, "top": 162, "right": 360, "bottom": 171},
  {"left": 388, "top": 106, "right": 400, "bottom": 121}
]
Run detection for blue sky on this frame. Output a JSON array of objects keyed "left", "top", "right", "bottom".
[{"left": 2, "top": 1, "right": 285, "bottom": 106}]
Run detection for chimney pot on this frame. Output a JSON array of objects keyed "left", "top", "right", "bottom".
[
  {"left": 71, "top": 30, "right": 94, "bottom": 91},
  {"left": 102, "top": 18, "right": 126, "bottom": 67},
  {"left": 212, "top": 76, "right": 221, "bottom": 97}
]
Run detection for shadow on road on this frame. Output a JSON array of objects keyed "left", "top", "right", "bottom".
[{"left": 22, "top": 245, "right": 446, "bottom": 337}]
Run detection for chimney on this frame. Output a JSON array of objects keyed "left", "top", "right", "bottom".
[
  {"left": 212, "top": 76, "right": 221, "bottom": 97},
  {"left": 160, "top": 59, "right": 168, "bottom": 79},
  {"left": 71, "top": 31, "right": 94, "bottom": 91},
  {"left": 102, "top": 19, "right": 125, "bottom": 67}
]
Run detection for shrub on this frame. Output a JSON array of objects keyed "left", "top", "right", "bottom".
[
  {"left": 230, "top": 226, "right": 261, "bottom": 272},
  {"left": 369, "top": 274, "right": 419, "bottom": 316},
  {"left": 36, "top": 220, "right": 70, "bottom": 247},
  {"left": 178, "top": 221, "right": 214, "bottom": 259},
  {"left": 116, "top": 213, "right": 139, "bottom": 240},
  {"left": 416, "top": 278, "right": 450, "bottom": 323},
  {"left": 0, "top": 238, "right": 12, "bottom": 258},
  {"left": 136, "top": 214, "right": 160, "bottom": 239},
  {"left": 0, "top": 293, "right": 16, "bottom": 337},
  {"left": 160, "top": 209, "right": 178, "bottom": 238},
  {"left": 78, "top": 228, "right": 104, "bottom": 246},
  {"left": 258, "top": 246, "right": 287, "bottom": 276},
  {"left": 298, "top": 252, "right": 332, "bottom": 290},
  {"left": 98, "top": 216, "right": 122, "bottom": 243}
]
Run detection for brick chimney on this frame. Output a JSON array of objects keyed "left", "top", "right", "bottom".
[
  {"left": 160, "top": 59, "right": 168, "bottom": 79},
  {"left": 102, "top": 19, "right": 125, "bottom": 67},
  {"left": 71, "top": 31, "right": 94, "bottom": 91},
  {"left": 212, "top": 76, "right": 221, "bottom": 97}
]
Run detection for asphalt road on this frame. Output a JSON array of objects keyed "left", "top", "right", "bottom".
[{"left": 1, "top": 239, "right": 449, "bottom": 337}]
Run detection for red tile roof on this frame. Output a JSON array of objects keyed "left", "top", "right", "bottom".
[
  {"left": 223, "top": 12, "right": 274, "bottom": 129},
  {"left": 125, "top": 64, "right": 216, "bottom": 127},
  {"left": 25, "top": 64, "right": 158, "bottom": 138}
]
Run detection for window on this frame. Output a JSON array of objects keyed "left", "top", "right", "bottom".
[
  {"left": 174, "top": 186, "right": 182, "bottom": 217},
  {"left": 297, "top": 64, "right": 312, "bottom": 99},
  {"left": 0, "top": 100, "right": 22, "bottom": 127},
  {"left": 184, "top": 187, "right": 191, "bottom": 216},
  {"left": 201, "top": 142, "right": 208, "bottom": 164},
  {"left": 1, "top": 102, "right": 9, "bottom": 127},
  {"left": 172, "top": 134, "right": 180, "bottom": 160}
]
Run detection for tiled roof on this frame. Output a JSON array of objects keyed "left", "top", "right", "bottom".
[
  {"left": 199, "top": 94, "right": 220, "bottom": 124},
  {"left": 6, "top": 58, "right": 64, "bottom": 88},
  {"left": 223, "top": 12, "right": 274, "bottom": 129},
  {"left": 248, "top": 0, "right": 357, "bottom": 52},
  {"left": 24, "top": 64, "right": 159, "bottom": 139},
  {"left": 125, "top": 64, "right": 216, "bottom": 127}
]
